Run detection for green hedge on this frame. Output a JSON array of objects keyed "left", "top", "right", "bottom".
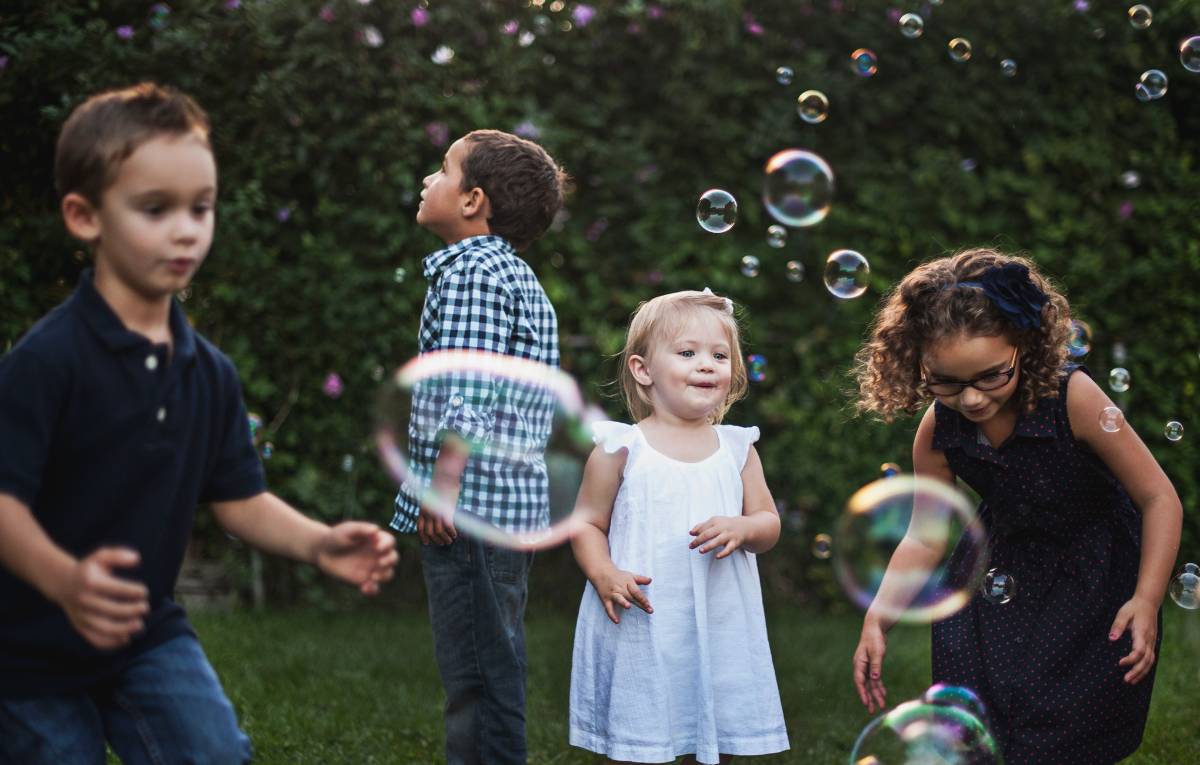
[{"left": 2, "top": 0, "right": 1197, "bottom": 608}]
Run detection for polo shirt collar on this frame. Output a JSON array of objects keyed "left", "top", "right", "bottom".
[
  {"left": 932, "top": 392, "right": 1058, "bottom": 458},
  {"left": 73, "top": 268, "right": 197, "bottom": 363},
  {"left": 422, "top": 235, "right": 512, "bottom": 280}
]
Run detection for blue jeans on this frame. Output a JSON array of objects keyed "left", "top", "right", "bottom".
[
  {"left": 0, "top": 634, "right": 250, "bottom": 765},
  {"left": 421, "top": 536, "right": 534, "bottom": 765}
]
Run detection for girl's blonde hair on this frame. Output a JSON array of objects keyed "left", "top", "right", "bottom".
[
  {"left": 854, "top": 247, "right": 1073, "bottom": 422},
  {"left": 618, "top": 290, "right": 748, "bottom": 423}
]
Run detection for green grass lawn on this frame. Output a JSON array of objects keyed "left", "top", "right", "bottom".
[{"left": 191, "top": 604, "right": 1200, "bottom": 764}]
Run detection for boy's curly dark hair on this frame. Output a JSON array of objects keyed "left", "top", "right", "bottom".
[
  {"left": 460, "top": 129, "right": 569, "bottom": 252},
  {"left": 853, "top": 248, "right": 1073, "bottom": 422}
]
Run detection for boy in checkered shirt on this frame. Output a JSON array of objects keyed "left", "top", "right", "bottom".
[{"left": 392, "top": 129, "right": 567, "bottom": 764}]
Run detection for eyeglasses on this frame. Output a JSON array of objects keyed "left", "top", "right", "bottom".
[{"left": 921, "top": 346, "right": 1019, "bottom": 396}]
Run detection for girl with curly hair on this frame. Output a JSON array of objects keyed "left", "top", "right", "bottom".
[{"left": 850, "top": 248, "right": 1182, "bottom": 765}]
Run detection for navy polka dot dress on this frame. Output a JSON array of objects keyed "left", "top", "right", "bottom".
[{"left": 930, "top": 366, "right": 1159, "bottom": 765}]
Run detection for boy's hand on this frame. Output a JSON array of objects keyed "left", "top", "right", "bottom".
[
  {"left": 688, "top": 515, "right": 749, "bottom": 558},
  {"left": 592, "top": 567, "right": 652, "bottom": 624},
  {"left": 853, "top": 617, "right": 889, "bottom": 713},
  {"left": 315, "top": 522, "right": 399, "bottom": 595},
  {"left": 55, "top": 547, "right": 150, "bottom": 650},
  {"left": 1111, "top": 595, "right": 1159, "bottom": 684},
  {"left": 417, "top": 505, "right": 457, "bottom": 546}
]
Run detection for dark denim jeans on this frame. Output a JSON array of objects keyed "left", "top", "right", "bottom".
[
  {"left": 0, "top": 634, "right": 250, "bottom": 765},
  {"left": 420, "top": 536, "right": 534, "bottom": 765}
]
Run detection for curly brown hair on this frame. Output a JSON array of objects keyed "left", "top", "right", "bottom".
[{"left": 853, "top": 248, "right": 1072, "bottom": 422}]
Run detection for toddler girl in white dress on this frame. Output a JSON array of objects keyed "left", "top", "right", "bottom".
[{"left": 568, "top": 289, "right": 789, "bottom": 764}]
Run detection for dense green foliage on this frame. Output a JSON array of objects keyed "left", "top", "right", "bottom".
[{"left": 2, "top": 0, "right": 1198, "bottom": 606}]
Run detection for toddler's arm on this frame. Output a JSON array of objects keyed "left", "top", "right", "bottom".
[{"left": 689, "top": 446, "right": 780, "bottom": 557}]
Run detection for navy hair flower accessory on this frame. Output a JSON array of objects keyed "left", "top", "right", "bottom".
[{"left": 957, "top": 263, "right": 1048, "bottom": 330}]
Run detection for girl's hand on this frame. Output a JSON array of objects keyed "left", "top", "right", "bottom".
[
  {"left": 593, "top": 568, "right": 652, "bottom": 624},
  {"left": 688, "top": 516, "right": 749, "bottom": 558},
  {"left": 1110, "top": 596, "right": 1159, "bottom": 684},
  {"left": 853, "top": 617, "right": 889, "bottom": 713}
]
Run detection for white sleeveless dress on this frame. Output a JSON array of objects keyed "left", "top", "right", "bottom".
[{"left": 569, "top": 421, "right": 789, "bottom": 764}]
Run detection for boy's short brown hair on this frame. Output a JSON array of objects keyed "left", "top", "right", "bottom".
[
  {"left": 55, "top": 82, "right": 211, "bottom": 205},
  {"left": 460, "top": 129, "right": 568, "bottom": 252}
]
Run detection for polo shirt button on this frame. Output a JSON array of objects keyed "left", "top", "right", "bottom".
[
  {"left": 156, "top": 406, "right": 167, "bottom": 423},
  {"left": 145, "top": 354, "right": 158, "bottom": 371},
  {"left": 450, "top": 394, "right": 464, "bottom": 407}
]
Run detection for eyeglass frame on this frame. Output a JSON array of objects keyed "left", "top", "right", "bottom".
[{"left": 920, "top": 346, "right": 1019, "bottom": 397}]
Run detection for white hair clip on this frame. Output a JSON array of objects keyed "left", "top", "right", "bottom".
[{"left": 701, "top": 287, "right": 735, "bottom": 315}]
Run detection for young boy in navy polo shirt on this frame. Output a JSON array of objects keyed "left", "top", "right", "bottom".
[
  {"left": 0, "top": 82, "right": 398, "bottom": 764},
  {"left": 392, "top": 130, "right": 567, "bottom": 764}
]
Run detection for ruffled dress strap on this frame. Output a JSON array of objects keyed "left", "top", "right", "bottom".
[{"left": 715, "top": 424, "right": 760, "bottom": 469}]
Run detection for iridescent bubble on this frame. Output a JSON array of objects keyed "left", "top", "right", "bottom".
[
  {"left": 747, "top": 353, "right": 768, "bottom": 382},
  {"left": 833, "top": 475, "right": 988, "bottom": 624},
  {"left": 1108, "top": 367, "right": 1131, "bottom": 393},
  {"left": 981, "top": 568, "right": 1016, "bottom": 604},
  {"left": 922, "top": 684, "right": 990, "bottom": 726},
  {"left": 1169, "top": 563, "right": 1200, "bottom": 609},
  {"left": 1121, "top": 170, "right": 1141, "bottom": 189},
  {"left": 899, "top": 13, "right": 924, "bottom": 39},
  {"left": 785, "top": 260, "right": 805, "bottom": 283},
  {"left": 741, "top": 255, "right": 761, "bottom": 278},
  {"left": 851, "top": 48, "right": 878, "bottom": 77},
  {"left": 361, "top": 25, "right": 383, "bottom": 48},
  {"left": 948, "top": 37, "right": 973, "bottom": 63},
  {"left": 1113, "top": 341, "right": 1128, "bottom": 363},
  {"left": 880, "top": 462, "right": 901, "bottom": 478},
  {"left": 1181, "top": 36, "right": 1200, "bottom": 73},
  {"left": 262, "top": 441, "right": 275, "bottom": 459},
  {"left": 960, "top": 158, "right": 978, "bottom": 172},
  {"left": 431, "top": 45, "right": 455, "bottom": 64},
  {"left": 762, "top": 149, "right": 834, "bottom": 227},
  {"left": 1137, "top": 69, "right": 1168, "bottom": 101},
  {"left": 812, "top": 533, "right": 833, "bottom": 560},
  {"left": 393, "top": 267, "right": 407, "bottom": 283},
  {"left": 796, "top": 89, "right": 829, "bottom": 124},
  {"left": 766, "top": 225, "right": 788, "bottom": 248},
  {"left": 1099, "top": 406, "right": 1125, "bottom": 433},
  {"left": 1067, "top": 320, "right": 1092, "bottom": 357},
  {"left": 851, "top": 699, "right": 1002, "bottom": 765},
  {"left": 1001, "top": 58, "right": 1018, "bottom": 77},
  {"left": 696, "top": 189, "right": 738, "bottom": 233},
  {"left": 247, "top": 412, "right": 263, "bottom": 443},
  {"left": 375, "top": 350, "right": 601, "bottom": 550},
  {"left": 775, "top": 65, "right": 794, "bottom": 85},
  {"left": 518, "top": 30, "right": 536, "bottom": 47},
  {"left": 341, "top": 454, "right": 355, "bottom": 472},
  {"left": 1127, "top": 4, "right": 1152, "bottom": 30},
  {"left": 1164, "top": 420, "right": 1184, "bottom": 442},
  {"left": 823, "top": 249, "right": 870, "bottom": 299}
]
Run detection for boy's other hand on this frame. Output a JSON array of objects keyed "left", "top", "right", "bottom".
[
  {"left": 593, "top": 568, "right": 652, "bottom": 624},
  {"left": 315, "top": 522, "right": 399, "bottom": 595},
  {"left": 56, "top": 547, "right": 149, "bottom": 650},
  {"left": 417, "top": 506, "right": 458, "bottom": 546}
]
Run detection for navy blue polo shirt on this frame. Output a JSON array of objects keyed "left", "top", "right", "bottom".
[{"left": 0, "top": 269, "right": 265, "bottom": 697}]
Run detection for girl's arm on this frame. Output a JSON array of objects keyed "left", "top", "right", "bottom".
[
  {"left": 569, "top": 446, "right": 651, "bottom": 623},
  {"left": 1067, "top": 371, "right": 1183, "bottom": 683},
  {"left": 689, "top": 446, "right": 781, "bottom": 557}
]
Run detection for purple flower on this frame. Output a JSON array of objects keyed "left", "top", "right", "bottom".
[
  {"left": 224, "top": 0, "right": 241, "bottom": 9},
  {"left": 322, "top": 372, "right": 345, "bottom": 399},
  {"left": 116, "top": 25, "right": 134, "bottom": 40},
  {"left": 513, "top": 120, "right": 541, "bottom": 139},
  {"left": 646, "top": 5, "right": 664, "bottom": 20},
  {"left": 501, "top": 20, "right": 519, "bottom": 35},
  {"left": 276, "top": 206, "right": 291, "bottom": 222},
  {"left": 151, "top": 3, "right": 170, "bottom": 15},
  {"left": 886, "top": 8, "right": 902, "bottom": 23},
  {"left": 626, "top": 21, "right": 642, "bottom": 34},
  {"left": 572, "top": 4, "right": 596, "bottom": 27},
  {"left": 829, "top": 0, "right": 843, "bottom": 13},
  {"left": 743, "top": 13, "right": 764, "bottom": 36},
  {"left": 425, "top": 121, "right": 449, "bottom": 147},
  {"left": 634, "top": 163, "right": 658, "bottom": 183},
  {"left": 411, "top": 7, "right": 430, "bottom": 27},
  {"left": 1072, "top": 0, "right": 1089, "bottom": 11},
  {"left": 0, "top": 56, "right": 9, "bottom": 71},
  {"left": 585, "top": 218, "right": 609, "bottom": 242},
  {"left": 1118, "top": 200, "right": 1134, "bottom": 220},
  {"left": 319, "top": 5, "right": 335, "bottom": 22}
]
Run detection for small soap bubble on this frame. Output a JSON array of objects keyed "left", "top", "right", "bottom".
[
  {"left": 747, "top": 353, "right": 768, "bottom": 382},
  {"left": 812, "top": 533, "right": 833, "bottom": 560},
  {"left": 960, "top": 158, "right": 978, "bottom": 172},
  {"left": 785, "top": 260, "right": 805, "bottom": 283},
  {"left": 431, "top": 45, "right": 454, "bottom": 64},
  {"left": 763, "top": 149, "right": 835, "bottom": 227},
  {"left": 1181, "top": 36, "right": 1200, "bottom": 73},
  {"left": 766, "top": 225, "right": 788, "bottom": 248},
  {"left": 851, "top": 48, "right": 878, "bottom": 77},
  {"left": 948, "top": 38, "right": 973, "bottom": 63},
  {"left": 775, "top": 65, "right": 794, "bottom": 85},
  {"left": 248, "top": 412, "right": 263, "bottom": 442},
  {"left": 361, "top": 25, "right": 383, "bottom": 47},
  {"left": 1066, "top": 320, "right": 1091, "bottom": 357},
  {"left": 1001, "top": 58, "right": 1018, "bottom": 77},
  {"left": 696, "top": 189, "right": 738, "bottom": 233},
  {"left": 1169, "top": 563, "right": 1200, "bottom": 609},
  {"left": 899, "top": 13, "right": 924, "bottom": 39},
  {"left": 262, "top": 441, "right": 275, "bottom": 459},
  {"left": 1164, "top": 420, "right": 1184, "bottom": 442},
  {"left": 372, "top": 365, "right": 385, "bottom": 382},
  {"left": 532, "top": 14, "right": 551, "bottom": 34},
  {"left": 1112, "top": 341, "right": 1128, "bottom": 364},
  {"left": 518, "top": 30, "right": 536, "bottom": 47},
  {"left": 1120, "top": 170, "right": 1141, "bottom": 189},
  {"left": 1136, "top": 69, "right": 1168, "bottom": 100},
  {"left": 341, "top": 454, "right": 355, "bottom": 472},
  {"left": 393, "top": 267, "right": 407, "bottom": 283},
  {"left": 823, "top": 249, "right": 870, "bottom": 299},
  {"left": 1099, "top": 406, "right": 1125, "bottom": 433},
  {"left": 740, "top": 255, "right": 761, "bottom": 278},
  {"left": 1127, "top": 4, "right": 1152, "bottom": 29},
  {"left": 880, "top": 462, "right": 901, "bottom": 478},
  {"left": 982, "top": 568, "right": 1016, "bottom": 604},
  {"left": 1108, "top": 367, "right": 1131, "bottom": 393},
  {"left": 797, "top": 89, "right": 830, "bottom": 124}
]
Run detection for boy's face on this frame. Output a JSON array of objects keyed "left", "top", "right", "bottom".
[
  {"left": 75, "top": 131, "right": 216, "bottom": 301},
  {"left": 417, "top": 137, "right": 473, "bottom": 237}
]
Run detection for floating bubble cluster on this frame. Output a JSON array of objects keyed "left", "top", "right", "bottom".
[
  {"left": 851, "top": 698, "right": 1002, "bottom": 765},
  {"left": 741, "top": 255, "right": 761, "bottom": 277},
  {"left": 899, "top": 13, "right": 924, "bottom": 39},
  {"left": 851, "top": 48, "right": 878, "bottom": 77},
  {"left": 696, "top": 189, "right": 738, "bottom": 233},
  {"left": 1136, "top": 69, "right": 1168, "bottom": 101},
  {"left": 797, "top": 89, "right": 830, "bottom": 124},
  {"left": 1108, "top": 367, "right": 1131, "bottom": 393},
  {"left": 747, "top": 353, "right": 768, "bottom": 382},
  {"left": 766, "top": 225, "right": 788, "bottom": 248},
  {"left": 763, "top": 149, "right": 835, "bottom": 228},
  {"left": 1099, "top": 406, "right": 1125, "bottom": 433},
  {"left": 823, "top": 250, "right": 870, "bottom": 299},
  {"left": 922, "top": 684, "right": 990, "bottom": 726},
  {"left": 1169, "top": 563, "right": 1199, "bottom": 609},
  {"left": 948, "top": 38, "right": 973, "bottom": 63},
  {"left": 785, "top": 260, "right": 805, "bottom": 283}
]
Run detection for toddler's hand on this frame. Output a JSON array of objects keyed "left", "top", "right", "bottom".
[
  {"left": 1110, "top": 596, "right": 1159, "bottom": 684},
  {"left": 688, "top": 516, "right": 748, "bottom": 559},
  {"left": 593, "top": 568, "right": 652, "bottom": 625},
  {"left": 853, "top": 617, "right": 889, "bottom": 713},
  {"left": 55, "top": 547, "right": 150, "bottom": 650}
]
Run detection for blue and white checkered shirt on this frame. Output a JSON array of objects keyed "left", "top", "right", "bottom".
[{"left": 391, "top": 235, "right": 560, "bottom": 535}]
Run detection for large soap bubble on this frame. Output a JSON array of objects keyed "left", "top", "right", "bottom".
[
  {"left": 762, "top": 149, "right": 834, "bottom": 228},
  {"left": 851, "top": 698, "right": 1002, "bottom": 765}
]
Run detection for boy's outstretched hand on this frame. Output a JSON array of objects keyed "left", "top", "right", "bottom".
[
  {"left": 56, "top": 547, "right": 150, "bottom": 650},
  {"left": 315, "top": 522, "right": 398, "bottom": 595}
]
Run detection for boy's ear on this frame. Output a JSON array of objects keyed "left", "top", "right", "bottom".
[
  {"left": 61, "top": 192, "right": 101, "bottom": 244},
  {"left": 628, "top": 354, "right": 653, "bottom": 386},
  {"left": 460, "top": 186, "right": 491, "bottom": 221}
]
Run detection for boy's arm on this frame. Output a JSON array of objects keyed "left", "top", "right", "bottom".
[{"left": 211, "top": 493, "right": 398, "bottom": 595}]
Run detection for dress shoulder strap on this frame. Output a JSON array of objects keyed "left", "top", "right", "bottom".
[{"left": 716, "top": 424, "right": 761, "bottom": 469}]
